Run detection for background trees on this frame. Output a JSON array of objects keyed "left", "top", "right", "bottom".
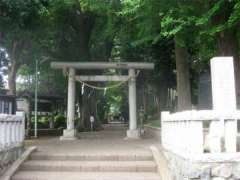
[
  {"left": 0, "top": 0, "right": 239, "bottom": 128},
  {"left": 0, "top": 0, "right": 50, "bottom": 95}
]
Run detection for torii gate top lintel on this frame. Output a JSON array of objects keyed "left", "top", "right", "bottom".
[{"left": 51, "top": 62, "right": 154, "bottom": 70}]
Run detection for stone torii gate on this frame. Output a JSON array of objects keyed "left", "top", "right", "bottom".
[{"left": 51, "top": 62, "right": 154, "bottom": 140}]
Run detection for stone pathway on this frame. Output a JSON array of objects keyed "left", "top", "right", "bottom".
[
  {"left": 13, "top": 124, "right": 162, "bottom": 180},
  {"left": 23, "top": 124, "right": 159, "bottom": 154}
]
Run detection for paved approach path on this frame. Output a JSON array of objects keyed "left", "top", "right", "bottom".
[
  {"left": 25, "top": 123, "right": 159, "bottom": 155},
  {"left": 13, "top": 124, "right": 162, "bottom": 180}
]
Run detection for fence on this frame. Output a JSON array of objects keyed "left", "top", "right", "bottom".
[
  {"left": 161, "top": 110, "right": 240, "bottom": 161},
  {"left": 0, "top": 113, "right": 25, "bottom": 151}
]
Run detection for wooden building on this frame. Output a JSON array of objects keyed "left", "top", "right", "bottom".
[{"left": 0, "top": 94, "right": 16, "bottom": 114}]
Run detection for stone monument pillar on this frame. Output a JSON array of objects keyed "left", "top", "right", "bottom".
[{"left": 210, "top": 57, "right": 237, "bottom": 152}]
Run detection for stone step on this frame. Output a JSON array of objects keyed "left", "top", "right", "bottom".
[
  {"left": 30, "top": 153, "right": 153, "bottom": 161},
  {"left": 20, "top": 160, "right": 157, "bottom": 172},
  {"left": 12, "top": 171, "right": 161, "bottom": 180}
]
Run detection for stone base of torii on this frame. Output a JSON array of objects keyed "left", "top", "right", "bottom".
[{"left": 51, "top": 62, "right": 154, "bottom": 140}]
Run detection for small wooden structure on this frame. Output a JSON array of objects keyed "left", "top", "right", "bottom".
[
  {"left": 17, "top": 93, "right": 65, "bottom": 116},
  {"left": 0, "top": 94, "right": 16, "bottom": 114}
]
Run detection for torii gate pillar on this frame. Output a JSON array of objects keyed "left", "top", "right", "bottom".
[
  {"left": 127, "top": 69, "right": 140, "bottom": 139},
  {"left": 60, "top": 68, "right": 77, "bottom": 140}
]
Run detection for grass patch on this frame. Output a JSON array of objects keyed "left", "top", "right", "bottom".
[{"left": 145, "top": 120, "right": 160, "bottom": 128}]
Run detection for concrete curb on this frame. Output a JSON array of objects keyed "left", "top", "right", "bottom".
[
  {"left": 1, "top": 146, "right": 37, "bottom": 180},
  {"left": 144, "top": 125, "right": 161, "bottom": 131},
  {"left": 150, "top": 145, "right": 172, "bottom": 180}
]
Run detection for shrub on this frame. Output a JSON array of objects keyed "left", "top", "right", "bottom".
[
  {"left": 31, "top": 116, "right": 49, "bottom": 129},
  {"left": 54, "top": 115, "right": 66, "bottom": 129}
]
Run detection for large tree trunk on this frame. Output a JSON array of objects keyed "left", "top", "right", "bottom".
[
  {"left": 158, "top": 81, "right": 168, "bottom": 114},
  {"left": 174, "top": 37, "right": 192, "bottom": 111},
  {"left": 81, "top": 88, "right": 92, "bottom": 130},
  {"left": 76, "top": 17, "right": 93, "bottom": 61},
  {"left": 78, "top": 93, "right": 85, "bottom": 129},
  {"left": 72, "top": 1, "right": 95, "bottom": 61},
  {"left": 8, "top": 61, "right": 17, "bottom": 95},
  {"left": 8, "top": 41, "right": 19, "bottom": 96}
]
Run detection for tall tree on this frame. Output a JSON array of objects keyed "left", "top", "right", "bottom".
[
  {"left": 0, "top": 0, "right": 49, "bottom": 95},
  {"left": 174, "top": 36, "right": 191, "bottom": 110},
  {"left": 208, "top": 1, "right": 240, "bottom": 106}
]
